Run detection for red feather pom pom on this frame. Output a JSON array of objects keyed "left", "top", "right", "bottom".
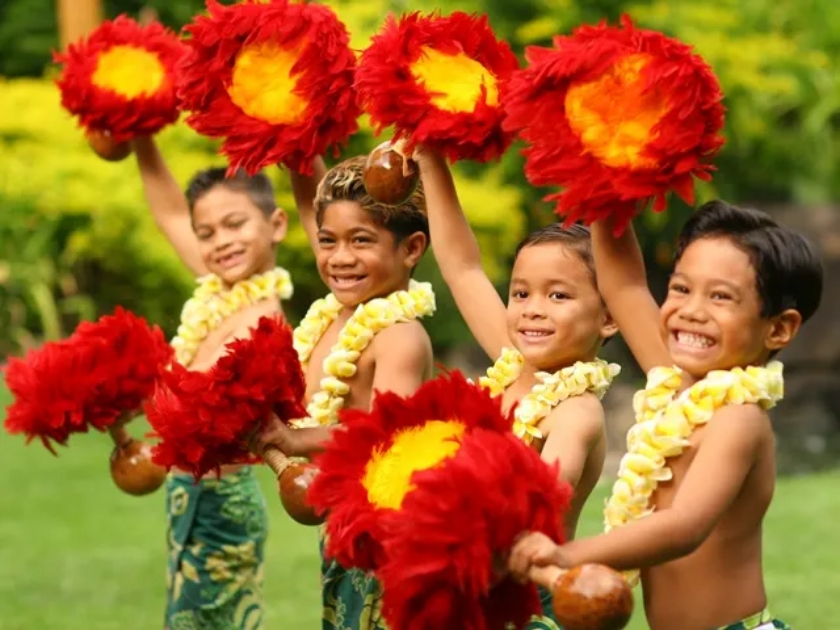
[
  {"left": 377, "top": 430, "right": 571, "bottom": 630},
  {"left": 503, "top": 15, "right": 725, "bottom": 234},
  {"left": 308, "top": 371, "right": 513, "bottom": 572},
  {"left": 3, "top": 307, "right": 173, "bottom": 453},
  {"left": 54, "top": 14, "right": 186, "bottom": 142},
  {"left": 147, "top": 316, "right": 306, "bottom": 479},
  {"left": 177, "top": 0, "right": 360, "bottom": 176},
  {"left": 356, "top": 11, "right": 519, "bottom": 163}
]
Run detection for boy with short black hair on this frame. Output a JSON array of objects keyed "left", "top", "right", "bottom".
[
  {"left": 133, "top": 136, "right": 293, "bottom": 630},
  {"left": 256, "top": 155, "right": 435, "bottom": 629}
]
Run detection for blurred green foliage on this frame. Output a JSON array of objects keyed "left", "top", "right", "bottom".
[{"left": 1, "top": 0, "right": 839, "bottom": 358}]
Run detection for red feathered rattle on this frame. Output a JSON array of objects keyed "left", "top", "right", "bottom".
[
  {"left": 357, "top": 11, "right": 519, "bottom": 205},
  {"left": 177, "top": 0, "right": 359, "bottom": 176},
  {"left": 308, "top": 371, "right": 634, "bottom": 630},
  {"left": 3, "top": 307, "right": 173, "bottom": 496},
  {"left": 503, "top": 15, "right": 725, "bottom": 235},
  {"left": 146, "top": 316, "right": 312, "bottom": 521},
  {"left": 54, "top": 14, "right": 186, "bottom": 161}
]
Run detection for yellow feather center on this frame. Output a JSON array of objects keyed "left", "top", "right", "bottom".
[
  {"left": 565, "top": 54, "right": 667, "bottom": 170},
  {"left": 92, "top": 45, "right": 165, "bottom": 99},
  {"left": 228, "top": 40, "right": 308, "bottom": 126},
  {"left": 410, "top": 46, "right": 499, "bottom": 113},
  {"left": 362, "top": 419, "right": 465, "bottom": 510}
]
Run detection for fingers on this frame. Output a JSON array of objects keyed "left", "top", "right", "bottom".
[{"left": 507, "top": 532, "right": 559, "bottom": 584}]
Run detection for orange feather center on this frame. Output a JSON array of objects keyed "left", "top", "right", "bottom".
[
  {"left": 565, "top": 54, "right": 668, "bottom": 169},
  {"left": 92, "top": 45, "right": 165, "bottom": 99},
  {"left": 410, "top": 47, "right": 499, "bottom": 113},
  {"left": 228, "top": 40, "right": 308, "bottom": 125},
  {"left": 362, "top": 420, "right": 465, "bottom": 510}
]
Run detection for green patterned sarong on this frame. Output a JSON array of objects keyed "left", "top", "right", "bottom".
[
  {"left": 524, "top": 585, "right": 562, "bottom": 629},
  {"left": 320, "top": 528, "right": 387, "bottom": 630},
  {"left": 718, "top": 609, "right": 790, "bottom": 630},
  {"left": 165, "top": 468, "right": 268, "bottom": 630}
]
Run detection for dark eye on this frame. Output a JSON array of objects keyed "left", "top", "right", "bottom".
[
  {"left": 318, "top": 236, "right": 335, "bottom": 247},
  {"left": 352, "top": 236, "right": 372, "bottom": 244},
  {"left": 227, "top": 219, "right": 246, "bottom": 230},
  {"left": 549, "top": 291, "right": 570, "bottom": 300},
  {"left": 196, "top": 231, "right": 212, "bottom": 242},
  {"left": 511, "top": 290, "right": 527, "bottom": 299},
  {"left": 669, "top": 283, "right": 689, "bottom": 294},
  {"left": 711, "top": 291, "right": 732, "bottom": 301}
]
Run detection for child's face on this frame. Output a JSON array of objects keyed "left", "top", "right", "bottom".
[
  {"left": 661, "top": 236, "right": 778, "bottom": 378},
  {"left": 316, "top": 201, "right": 425, "bottom": 307},
  {"left": 192, "top": 186, "right": 286, "bottom": 286},
  {"left": 506, "top": 243, "right": 614, "bottom": 371}
]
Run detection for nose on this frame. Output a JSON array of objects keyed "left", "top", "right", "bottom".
[
  {"left": 328, "top": 243, "right": 357, "bottom": 267},
  {"left": 521, "top": 295, "right": 547, "bottom": 319},
  {"left": 677, "top": 293, "right": 709, "bottom": 323}
]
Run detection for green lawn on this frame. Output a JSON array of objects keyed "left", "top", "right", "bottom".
[{"left": 1, "top": 383, "right": 837, "bottom": 629}]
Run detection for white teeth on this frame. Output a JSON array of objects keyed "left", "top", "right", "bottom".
[
  {"left": 522, "top": 331, "right": 551, "bottom": 337},
  {"left": 334, "top": 276, "right": 362, "bottom": 285},
  {"left": 677, "top": 332, "right": 714, "bottom": 348}
]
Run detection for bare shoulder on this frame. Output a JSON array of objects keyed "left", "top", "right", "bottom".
[
  {"left": 540, "top": 391, "right": 606, "bottom": 437},
  {"left": 372, "top": 320, "right": 432, "bottom": 358},
  {"left": 699, "top": 402, "right": 773, "bottom": 451}
]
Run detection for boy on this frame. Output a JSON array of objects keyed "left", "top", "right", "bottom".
[
  {"left": 132, "top": 135, "right": 292, "bottom": 630},
  {"left": 414, "top": 146, "right": 620, "bottom": 628},
  {"left": 509, "top": 201, "right": 823, "bottom": 630},
  {"left": 255, "top": 155, "right": 435, "bottom": 629}
]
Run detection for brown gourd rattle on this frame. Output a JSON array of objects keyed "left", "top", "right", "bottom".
[
  {"left": 86, "top": 128, "right": 133, "bottom": 162},
  {"left": 362, "top": 140, "right": 419, "bottom": 206},
  {"left": 262, "top": 447, "right": 323, "bottom": 526},
  {"left": 527, "top": 563, "right": 634, "bottom": 630},
  {"left": 107, "top": 417, "right": 166, "bottom": 496}
]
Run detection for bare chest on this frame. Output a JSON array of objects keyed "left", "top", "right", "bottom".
[{"left": 649, "top": 425, "right": 704, "bottom": 509}]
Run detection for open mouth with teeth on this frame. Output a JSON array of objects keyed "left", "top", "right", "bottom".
[
  {"left": 672, "top": 330, "right": 716, "bottom": 350},
  {"left": 331, "top": 275, "right": 366, "bottom": 288},
  {"left": 518, "top": 329, "right": 554, "bottom": 340},
  {"left": 217, "top": 250, "right": 245, "bottom": 268}
]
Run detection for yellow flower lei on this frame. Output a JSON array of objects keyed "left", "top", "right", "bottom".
[
  {"left": 478, "top": 347, "right": 621, "bottom": 445},
  {"left": 604, "top": 361, "right": 785, "bottom": 584},
  {"left": 292, "top": 280, "right": 436, "bottom": 427},
  {"left": 170, "top": 267, "right": 293, "bottom": 367}
]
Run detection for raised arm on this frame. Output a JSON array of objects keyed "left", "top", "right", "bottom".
[
  {"left": 414, "top": 148, "right": 510, "bottom": 361},
  {"left": 287, "top": 157, "right": 328, "bottom": 253},
  {"left": 132, "top": 136, "right": 207, "bottom": 276},
  {"left": 591, "top": 218, "right": 670, "bottom": 373}
]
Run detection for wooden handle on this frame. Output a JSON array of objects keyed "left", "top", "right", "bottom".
[
  {"left": 263, "top": 447, "right": 292, "bottom": 477},
  {"left": 108, "top": 424, "right": 131, "bottom": 449},
  {"left": 528, "top": 564, "right": 565, "bottom": 590}
]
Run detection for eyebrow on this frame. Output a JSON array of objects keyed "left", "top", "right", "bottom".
[{"left": 671, "top": 272, "right": 742, "bottom": 293}]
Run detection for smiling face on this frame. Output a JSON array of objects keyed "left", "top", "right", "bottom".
[
  {"left": 506, "top": 242, "right": 615, "bottom": 372},
  {"left": 661, "top": 236, "right": 780, "bottom": 378},
  {"left": 191, "top": 185, "right": 286, "bottom": 286},
  {"left": 316, "top": 200, "right": 426, "bottom": 308}
]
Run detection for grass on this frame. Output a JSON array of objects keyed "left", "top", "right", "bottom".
[{"left": 1, "top": 382, "right": 837, "bottom": 629}]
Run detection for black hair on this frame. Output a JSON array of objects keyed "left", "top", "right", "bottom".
[
  {"left": 515, "top": 223, "right": 595, "bottom": 278},
  {"left": 314, "top": 156, "right": 429, "bottom": 246},
  {"left": 674, "top": 200, "right": 823, "bottom": 324},
  {"left": 185, "top": 168, "right": 276, "bottom": 217}
]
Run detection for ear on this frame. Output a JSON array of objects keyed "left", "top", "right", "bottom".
[
  {"left": 268, "top": 207, "right": 288, "bottom": 245},
  {"left": 599, "top": 308, "right": 619, "bottom": 340},
  {"left": 401, "top": 231, "right": 428, "bottom": 269},
  {"left": 765, "top": 308, "right": 802, "bottom": 351}
]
